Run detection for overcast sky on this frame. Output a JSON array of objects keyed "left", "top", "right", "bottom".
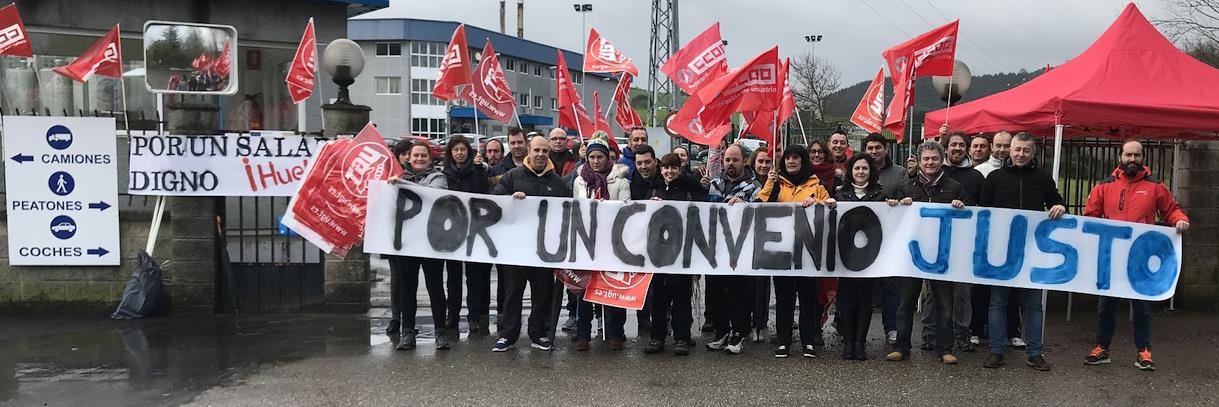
[{"left": 356, "top": 0, "right": 1170, "bottom": 85}]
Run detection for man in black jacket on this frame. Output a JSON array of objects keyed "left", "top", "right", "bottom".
[
  {"left": 886, "top": 141, "right": 967, "bottom": 365},
  {"left": 979, "top": 132, "right": 1066, "bottom": 372},
  {"left": 629, "top": 145, "right": 660, "bottom": 334},
  {"left": 491, "top": 135, "right": 571, "bottom": 353}
]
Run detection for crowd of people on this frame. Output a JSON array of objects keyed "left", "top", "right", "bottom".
[{"left": 383, "top": 125, "right": 1190, "bottom": 372}]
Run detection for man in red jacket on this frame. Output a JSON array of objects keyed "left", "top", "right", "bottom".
[{"left": 1082, "top": 140, "right": 1190, "bottom": 371}]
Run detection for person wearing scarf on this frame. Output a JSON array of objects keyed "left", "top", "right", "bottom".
[
  {"left": 389, "top": 141, "right": 450, "bottom": 352},
  {"left": 831, "top": 155, "right": 886, "bottom": 360},
  {"left": 570, "top": 134, "right": 632, "bottom": 351},
  {"left": 758, "top": 144, "right": 830, "bottom": 359},
  {"left": 806, "top": 138, "right": 839, "bottom": 346},
  {"left": 440, "top": 135, "right": 494, "bottom": 337}
]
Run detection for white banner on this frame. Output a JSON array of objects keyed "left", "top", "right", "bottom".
[
  {"left": 364, "top": 183, "right": 1184, "bottom": 301},
  {"left": 127, "top": 132, "right": 324, "bottom": 196}
]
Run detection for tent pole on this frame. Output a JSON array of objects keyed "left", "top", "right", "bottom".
[{"left": 1050, "top": 123, "right": 1064, "bottom": 326}]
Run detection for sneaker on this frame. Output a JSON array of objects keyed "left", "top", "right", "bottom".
[
  {"left": 1009, "top": 337, "right": 1027, "bottom": 348},
  {"left": 956, "top": 339, "right": 976, "bottom": 352},
  {"left": 609, "top": 337, "right": 625, "bottom": 350},
  {"left": 969, "top": 335, "right": 981, "bottom": 345},
  {"left": 673, "top": 340, "right": 690, "bottom": 356},
  {"left": 643, "top": 339, "right": 665, "bottom": 354},
  {"left": 575, "top": 338, "right": 590, "bottom": 351},
  {"left": 1135, "top": 348, "right": 1155, "bottom": 371},
  {"left": 802, "top": 345, "right": 818, "bottom": 358},
  {"left": 395, "top": 329, "right": 417, "bottom": 351},
  {"left": 1084, "top": 345, "right": 1111, "bottom": 365},
  {"left": 942, "top": 354, "right": 959, "bottom": 364},
  {"left": 530, "top": 337, "right": 553, "bottom": 351},
  {"left": 885, "top": 351, "right": 905, "bottom": 361},
  {"left": 492, "top": 338, "right": 513, "bottom": 352},
  {"left": 435, "top": 330, "right": 451, "bottom": 350},
  {"left": 725, "top": 334, "right": 745, "bottom": 354},
  {"left": 706, "top": 333, "right": 730, "bottom": 351},
  {"left": 886, "top": 330, "right": 898, "bottom": 345},
  {"left": 1027, "top": 355, "right": 1052, "bottom": 371},
  {"left": 774, "top": 345, "right": 790, "bottom": 358},
  {"left": 385, "top": 319, "right": 401, "bottom": 335},
  {"left": 561, "top": 318, "right": 577, "bottom": 331},
  {"left": 983, "top": 353, "right": 1005, "bottom": 368}
]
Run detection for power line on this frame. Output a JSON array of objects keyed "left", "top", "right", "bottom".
[
  {"left": 895, "top": 0, "right": 1004, "bottom": 72},
  {"left": 919, "top": 0, "right": 1014, "bottom": 72},
  {"left": 860, "top": 0, "right": 913, "bottom": 37}
]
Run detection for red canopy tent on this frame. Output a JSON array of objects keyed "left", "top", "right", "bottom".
[{"left": 924, "top": 3, "right": 1219, "bottom": 147}]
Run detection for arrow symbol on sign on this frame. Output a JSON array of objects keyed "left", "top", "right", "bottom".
[
  {"left": 10, "top": 154, "right": 33, "bottom": 163},
  {"left": 88, "top": 201, "right": 111, "bottom": 211},
  {"left": 86, "top": 247, "right": 109, "bottom": 257}
]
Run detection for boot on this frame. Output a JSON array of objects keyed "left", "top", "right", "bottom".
[
  {"left": 856, "top": 307, "right": 873, "bottom": 360},
  {"left": 436, "top": 329, "right": 451, "bottom": 350},
  {"left": 396, "top": 329, "right": 417, "bottom": 351},
  {"left": 385, "top": 319, "right": 400, "bottom": 335},
  {"left": 468, "top": 316, "right": 484, "bottom": 337},
  {"left": 838, "top": 308, "right": 857, "bottom": 360}
]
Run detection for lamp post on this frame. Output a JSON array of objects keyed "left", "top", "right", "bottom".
[
  {"left": 804, "top": 34, "right": 823, "bottom": 60},
  {"left": 573, "top": 3, "right": 593, "bottom": 104},
  {"left": 931, "top": 60, "right": 972, "bottom": 104}
]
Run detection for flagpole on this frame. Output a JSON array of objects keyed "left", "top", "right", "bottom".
[
  {"left": 944, "top": 74, "right": 955, "bottom": 129},
  {"left": 793, "top": 109, "right": 809, "bottom": 144},
  {"left": 301, "top": 17, "right": 316, "bottom": 135},
  {"left": 116, "top": 24, "right": 131, "bottom": 137}
]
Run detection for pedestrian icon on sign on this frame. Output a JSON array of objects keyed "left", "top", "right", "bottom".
[
  {"left": 45, "top": 125, "right": 74, "bottom": 150},
  {"left": 48, "top": 171, "right": 75, "bottom": 196},
  {"left": 49, "top": 215, "right": 77, "bottom": 240}
]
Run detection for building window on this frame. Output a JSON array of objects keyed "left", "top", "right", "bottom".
[
  {"left": 573, "top": 74, "right": 582, "bottom": 85},
  {"left": 410, "top": 41, "right": 445, "bottom": 68},
  {"left": 520, "top": 62, "right": 529, "bottom": 74},
  {"left": 534, "top": 64, "right": 542, "bottom": 77},
  {"left": 503, "top": 57, "right": 515, "bottom": 72},
  {"left": 375, "top": 42, "right": 402, "bottom": 56},
  {"left": 410, "top": 79, "right": 444, "bottom": 105},
  {"left": 518, "top": 93, "right": 529, "bottom": 108},
  {"left": 411, "top": 118, "right": 448, "bottom": 139},
  {"left": 533, "top": 96, "right": 543, "bottom": 109},
  {"left": 550, "top": 98, "right": 558, "bottom": 111},
  {"left": 375, "top": 77, "right": 402, "bottom": 95},
  {"left": 548, "top": 66, "right": 556, "bottom": 79}
]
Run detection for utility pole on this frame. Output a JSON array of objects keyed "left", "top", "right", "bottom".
[{"left": 648, "top": 0, "right": 677, "bottom": 127}]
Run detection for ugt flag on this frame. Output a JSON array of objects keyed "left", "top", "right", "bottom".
[
  {"left": 882, "top": 20, "right": 958, "bottom": 139},
  {"left": 286, "top": 18, "right": 318, "bottom": 105},
  {"left": 53, "top": 25, "right": 122, "bottom": 82},
  {"left": 0, "top": 4, "right": 33, "bottom": 57},
  {"left": 433, "top": 24, "right": 473, "bottom": 101},
  {"left": 556, "top": 51, "right": 596, "bottom": 140},
  {"left": 850, "top": 67, "right": 886, "bottom": 134},
  {"left": 612, "top": 74, "right": 643, "bottom": 131},
  {"left": 583, "top": 28, "right": 638, "bottom": 76},
  {"left": 459, "top": 39, "right": 516, "bottom": 124}
]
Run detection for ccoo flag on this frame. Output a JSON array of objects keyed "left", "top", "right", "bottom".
[
  {"left": 432, "top": 24, "right": 473, "bottom": 101},
  {"left": 0, "top": 4, "right": 34, "bottom": 57},
  {"left": 53, "top": 25, "right": 122, "bottom": 82}
]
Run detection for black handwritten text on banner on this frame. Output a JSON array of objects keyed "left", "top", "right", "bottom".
[
  {"left": 128, "top": 133, "right": 324, "bottom": 196},
  {"left": 364, "top": 183, "right": 1182, "bottom": 301}
]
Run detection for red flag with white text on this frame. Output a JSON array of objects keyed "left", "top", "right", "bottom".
[
  {"left": 459, "top": 40, "right": 516, "bottom": 124},
  {"left": 583, "top": 271, "right": 653, "bottom": 310},
  {"left": 667, "top": 95, "right": 733, "bottom": 146},
  {"left": 694, "top": 46, "right": 781, "bottom": 128},
  {"left": 612, "top": 74, "right": 643, "bottom": 131},
  {"left": 556, "top": 51, "right": 596, "bottom": 139},
  {"left": 850, "top": 67, "right": 886, "bottom": 134},
  {"left": 0, "top": 4, "right": 34, "bottom": 57},
  {"left": 284, "top": 123, "right": 403, "bottom": 258},
  {"left": 660, "top": 23, "right": 728, "bottom": 94},
  {"left": 881, "top": 20, "right": 958, "bottom": 139},
  {"left": 286, "top": 18, "right": 318, "bottom": 104},
  {"left": 742, "top": 110, "right": 776, "bottom": 145},
  {"left": 591, "top": 90, "right": 614, "bottom": 136},
  {"left": 583, "top": 28, "right": 638, "bottom": 76},
  {"left": 53, "top": 25, "right": 122, "bottom": 82},
  {"left": 778, "top": 58, "right": 796, "bottom": 124},
  {"left": 433, "top": 24, "right": 474, "bottom": 101}
]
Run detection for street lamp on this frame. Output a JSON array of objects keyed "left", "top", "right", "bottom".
[
  {"left": 804, "top": 34, "right": 823, "bottom": 60},
  {"left": 931, "top": 60, "right": 972, "bottom": 104},
  {"left": 573, "top": 3, "right": 593, "bottom": 103}
]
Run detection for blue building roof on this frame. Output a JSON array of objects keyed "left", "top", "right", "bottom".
[{"left": 348, "top": 18, "right": 609, "bottom": 78}]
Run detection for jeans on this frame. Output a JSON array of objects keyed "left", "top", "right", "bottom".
[
  {"left": 388, "top": 255, "right": 446, "bottom": 331},
  {"left": 497, "top": 265, "right": 555, "bottom": 343},
  {"left": 444, "top": 260, "right": 493, "bottom": 325},
  {"left": 837, "top": 278, "right": 875, "bottom": 347},
  {"left": 651, "top": 274, "right": 693, "bottom": 342},
  {"left": 881, "top": 277, "right": 900, "bottom": 333},
  {"left": 988, "top": 287, "right": 1044, "bottom": 357},
  {"left": 970, "top": 284, "right": 1022, "bottom": 339},
  {"left": 774, "top": 276, "right": 820, "bottom": 347},
  {"left": 1097, "top": 297, "right": 1152, "bottom": 350},
  {"left": 576, "top": 299, "right": 626, "bottom": 341},
  {"left": 895, "top": 278, "right": 954, "bottom": 356},
  {"left": 920, "top": 282, "right": 973, "bottom": 342}
]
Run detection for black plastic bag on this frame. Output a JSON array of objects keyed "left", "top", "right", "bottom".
[{"left": 111, "top": 250, "right": 163, "bottom": 320}]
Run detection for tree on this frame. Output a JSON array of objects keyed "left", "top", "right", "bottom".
[
  {"left": 790, "top": 52, "right": 841, "bottom": 122},
  {"left": 1157, "top": 0, "right": 1219, "bottom": 68}
]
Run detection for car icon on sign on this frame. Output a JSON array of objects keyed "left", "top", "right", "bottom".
[{"left": 51, "top": 222, "right": 77, "bottom": 233}]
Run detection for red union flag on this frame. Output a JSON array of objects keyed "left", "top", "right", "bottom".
[
  {"left": 53, "top": 25, "right": 122, "bottom": 82},
  {"left": 694, "top": 46, "right": 780, "bottom": 127},
  {"left": 583, "top": 271, "right": 653, "bottom": 310},
  {"left": 779, "top": 58, "right": 796, "bottom": 124},
  {"left": 286, "top": 18, "right": 317, "bottom": 104},
  {"left": 433, "top": 24, "right": 473, "bottom": 101},
  {"left": 583, "top": 28, "right": 638, "bottom": 76},
  {"left": 459, "top": 40, "right": 515, "bottom": 124},
  {"left": 661, "top": 23, "right": 728, "bottom": 94},
  {"left": 742, "top": 110, "right": 776, "bottom": 145},
  {"left": 667, "top": 96, "right": 732, "bottom": 146},
  {"left": 0, "top": 4, "right": 33, "bottom": 57},
  {"left": 284, "top": 123, "right": 403, "bottom": 258},
  {"left": 612, "top": 74, "right": 643, "bottom": 131},
  {"left": 556, "top": 51, "right": 596, "bottom": 139},
  {"left": 851, "top": 67, "right": 886, "bottom": 134},
  {"left": 591, "top": 90, "right": 614, "bottom": 136},
  {"left": 881, "top": 20, "right": 958, "bottom": 139}
]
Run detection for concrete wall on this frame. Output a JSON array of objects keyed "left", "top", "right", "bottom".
[{"left": 1173, "top": 140, "right": 1219, "bottom": 309}]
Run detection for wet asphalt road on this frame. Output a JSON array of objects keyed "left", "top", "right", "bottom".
[{"left": 2, "top": 308, "right": 1218, "bottom": 406}]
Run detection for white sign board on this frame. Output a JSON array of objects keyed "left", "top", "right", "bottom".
[
  {"left": 4, "top": 116, "right": 121, "bottom": 265},
  {"left": 127, "top": 132, "right": 323, "bottom": 196}
]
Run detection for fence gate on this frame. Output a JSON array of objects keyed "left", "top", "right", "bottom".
[{"left": 220, "top": 196, "right": 324, "bottom": 313}]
